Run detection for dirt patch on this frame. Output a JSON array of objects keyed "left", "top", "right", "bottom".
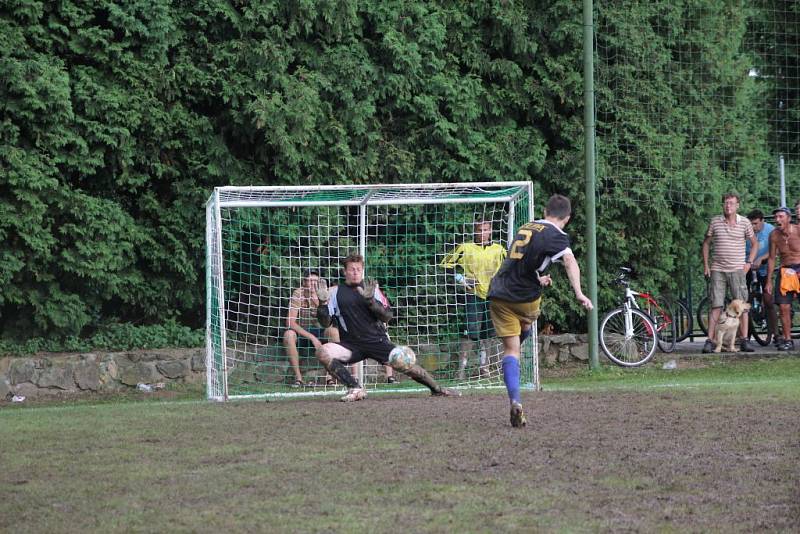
[
  {"left": 259, "top": 389, "right": 799, "bottom": 531},
  {"left": 1, "top": 375, "right": 797, "bottom": 532}
]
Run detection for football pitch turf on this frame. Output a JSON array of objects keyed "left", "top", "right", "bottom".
[{"left": 1, "top": 355, "right": 798, "bottom": 532}]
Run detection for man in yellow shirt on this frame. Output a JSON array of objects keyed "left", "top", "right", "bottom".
[{"left": 441, "top": 218, "right": 506, "bottom": 379}]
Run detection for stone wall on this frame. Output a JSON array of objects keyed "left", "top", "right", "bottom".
[
  {"left": 0, "top": 336, "right": 590, "bottom": 400},
  {"left": 538, "top": 334, "right": 590, "bottom": 366},
  {"left": 0, "top": 348, "right": 205, "bottom": 400}
]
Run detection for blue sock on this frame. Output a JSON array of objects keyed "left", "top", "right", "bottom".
[
  {"left": 520, "top": 327, "right": 532, "bottom": 344},
  {"left": 502, "top": 355, "right": 521, "bottom": 404}
]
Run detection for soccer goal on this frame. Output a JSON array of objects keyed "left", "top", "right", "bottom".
[{"left": 205, "top": 182, "right": 538, "bottom": 401}]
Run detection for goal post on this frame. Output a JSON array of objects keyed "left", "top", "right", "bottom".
[{"left": 205, "top": 182, "right": 538, "bottom": 401}]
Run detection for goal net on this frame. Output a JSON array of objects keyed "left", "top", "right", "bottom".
[{"left": 205, "top": 182, "right": 536, "bottom": 401}]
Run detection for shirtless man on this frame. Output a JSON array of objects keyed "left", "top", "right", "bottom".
[{"left": 766, "top": 207, "right": 800, "bottom": 351}]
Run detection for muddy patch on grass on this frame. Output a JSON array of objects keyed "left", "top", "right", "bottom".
[{"left": 261, "top": 390, "right": 799, "bottom": 531}]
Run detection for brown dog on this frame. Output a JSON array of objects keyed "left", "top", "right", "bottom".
[{"left": 714, "top": 299, "right": 751, "bottom": 353}]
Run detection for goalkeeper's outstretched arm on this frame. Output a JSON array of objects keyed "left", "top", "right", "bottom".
[
  {"left": 316, "top": 279, "right": 333, "bottom": 327},
  {"left": 317, "top": 304, "right": 332, "bottom": 328},
  {"left": 358, "top": 279, "right": 393, "bottom": 323},
  {"left": 367, "top": 299, "right": 392, "bottom": 324}
]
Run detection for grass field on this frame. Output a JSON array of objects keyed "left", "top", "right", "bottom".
[{"left": 1, "top": 355, "right": 798, "bottom": 533}]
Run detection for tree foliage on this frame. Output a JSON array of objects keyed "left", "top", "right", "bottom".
[{"left": 0, "top": 0, "right": 797, "bottom": 340}]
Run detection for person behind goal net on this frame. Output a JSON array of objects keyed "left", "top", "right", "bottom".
[
  {"left": 440, "top": 217, "right": 506, "bottom": 379},
  {"left": 315, "top": 253, "right": 461, "bottom": 402}
]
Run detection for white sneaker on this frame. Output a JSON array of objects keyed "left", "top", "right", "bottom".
[{"left": 340, "top": 387, "right": 366, "bottom": 402}]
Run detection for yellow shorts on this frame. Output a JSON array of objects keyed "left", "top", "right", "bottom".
[{"left": 489, "top": 298, "right": 542, "bottom": 338}]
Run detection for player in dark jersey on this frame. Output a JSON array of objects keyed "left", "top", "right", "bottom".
[
  {"left": 488, "top": 194, "right": 593, "bottom": 427},
  {"left": 316, "top": 253, "right": 460, "bottom": 402}
]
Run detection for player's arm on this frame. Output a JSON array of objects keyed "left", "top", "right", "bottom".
[
  {"left": 317, "top": 306, "right": 332, "bottom": 328},
  {"left": 358, "top": 279, "right": 393, "bottom": 323},
  {"left": 316, "top": 281, "right": 333, "bottom": 327},
  {"left": 439, "top": 244, "right": 464, "bottom": 269},
  {"left": 562, "top": 252, "right": 593, "bottom": 310},
  {"left": 754, "top": 244, "right": 770, "bottom": 270},
  {"left": 745, "top": 225, "right": 757, "bottom": 272},
  {"left": 440, "top": 244, "right": 475, "bottom": 289},
  {"left": 766, "top": 233, "right": 777, "bottom": 294},
  {"left": 701, "top": 224, "right": 713, "bottom": 276}
]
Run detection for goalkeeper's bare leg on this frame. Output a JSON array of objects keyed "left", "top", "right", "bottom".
[{"left": 317, "top": 343, "right": 365, "bottom": 402}]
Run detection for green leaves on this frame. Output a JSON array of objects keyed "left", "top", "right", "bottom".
[{"left": 1, "top": 0, "right": 796, "bottom": 341}]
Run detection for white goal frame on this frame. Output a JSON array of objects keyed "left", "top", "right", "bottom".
[{"left": 205, "top": 182, "right": 538, "bottom": 401}]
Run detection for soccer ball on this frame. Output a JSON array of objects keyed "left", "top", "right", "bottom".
[{"left": 388, "top": 345, "right": 416, "bottom": 370}]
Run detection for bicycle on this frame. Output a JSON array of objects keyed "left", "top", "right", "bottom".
[
  {"left": 599, "top": 267, "right": 677, "bottom": 367},
  {"left": 667, "top": 296, "right": 693, "bottom": 342},
  {"left": 746, "top": 273, "right": 773, "bottom": 346}
]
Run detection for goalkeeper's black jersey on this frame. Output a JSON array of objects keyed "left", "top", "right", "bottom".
[
  {"left": 326, "top": 282, "right": 390, "bottom": 343},
  {"left": 488, "top": 220, "right": 572, "bottom": 303}
]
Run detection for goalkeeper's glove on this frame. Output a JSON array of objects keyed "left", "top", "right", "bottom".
[
  {"left": 316, "top": 278, "right": 329, "bottom": 303},
  {"left": 455, "top": 273, "right": 476, "bottom": 290},
  {"left": 356, "top": 278, "right": 378, "bottom": 302}
]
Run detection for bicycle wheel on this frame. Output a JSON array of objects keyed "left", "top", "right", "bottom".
[
  {"left": 674, "top": 299, "right": 693, "bottom": 342},
  {"left": 643, "top": 296, "right": 677, "bottom": 353},
  {"left": 651, "top": 303, "right": 678, "bottom": 353},
  {"left": 599, "top": 307, "right": 658, "bottom": 367},
  {"left": 749, "top": 314, "right": 771, "bottom": 346},
  {"left": 653, "top": 297, "right": 677, "bottom": 353},
  {"left": 748, "top": 298, "right": 772, "bottom": 346}
]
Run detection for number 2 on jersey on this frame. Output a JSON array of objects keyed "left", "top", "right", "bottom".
[{"left": 509, "top": 229, "right": 532, "bottom": 259}]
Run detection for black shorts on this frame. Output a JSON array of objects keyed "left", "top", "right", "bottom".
[
  {"left": 464, "top": 294, "right": 495, "bottom": 341},
  {"left": 337, "top": 337, "right": 395, "bottom": 365}
]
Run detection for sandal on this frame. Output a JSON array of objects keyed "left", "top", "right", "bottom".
[
  {"left": 326, "top": 378, "right": 337, "bottom": 386},
  {"left": 292, "top": 379, "right": 305, "bottom": 388}
]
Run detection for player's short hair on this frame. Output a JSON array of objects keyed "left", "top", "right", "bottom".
[
  {"left": 747, "top": 209, "right": 764, "bottom": 221},
  {"left": 544, "top": 194, "right": 571, "bottom": 220},
  {"left": 342, "top": 253, "right": 364, "bottom": 270},
  {"left": 722, "top": 192, "right": 740, "bottom": 203}
]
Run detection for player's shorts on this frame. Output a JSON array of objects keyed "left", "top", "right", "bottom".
[
  {"left": 334, "top": 336, "right": 395, "bottom": 365},
  {"left": 489, "top": 297, "right": 542, "bottom": 338},
  {"left": 465, "top": 294, "right": 495, "bottom": 341},
  {"left": 774, "top": 264, "right": 800, "bottom": 305},
  {"left": 709, "top": 270, "right": 747, "bottom": 308}
]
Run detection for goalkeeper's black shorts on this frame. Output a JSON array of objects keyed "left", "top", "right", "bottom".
[{"left": 337, "top": 336, "right": 394, "bottom": 365}]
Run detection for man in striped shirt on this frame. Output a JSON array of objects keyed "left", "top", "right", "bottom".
[{"left": 701, "top": 193, "right": 758, "bottom": 353}]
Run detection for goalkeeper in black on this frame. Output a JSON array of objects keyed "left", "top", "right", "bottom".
[
  {"left": 488, "top": 194, "right": 593, "bottom": 427},
  {"left": 315, "top": 253, "right": 459, "bottom": 402}
]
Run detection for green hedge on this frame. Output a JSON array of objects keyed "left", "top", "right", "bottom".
[{"left": 0, "top": 1, "right": 794, "bottom": 342}]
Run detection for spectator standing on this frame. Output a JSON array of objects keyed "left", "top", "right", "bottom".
[{"left": 701, "top": 193, "right": 758, "bottom": 353}]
